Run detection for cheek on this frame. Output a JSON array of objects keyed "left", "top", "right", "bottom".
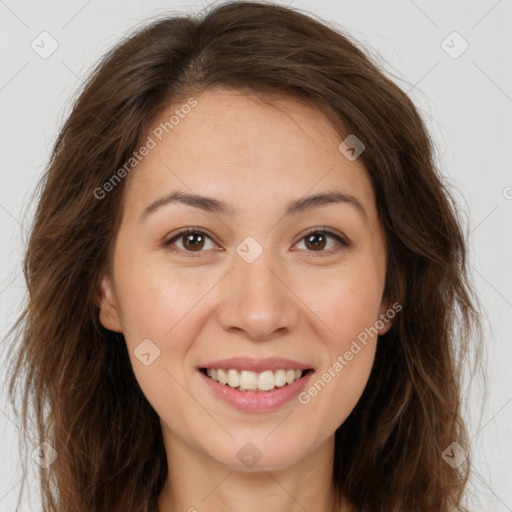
[
  {"left": 314, "top": 352, "right": 376, "bottom": 435},
  {"left": 112, "top": 260, "right": 219, "bottom": 408},
  {"left": 113, "top": 264, "right": 206, "bottom": 423},
  {"left": 299, "top": 266, "right": 384, "bottom": 346},
  {"left": 298, "top": 303, "right": 378, "bottom": 435},
  {"left": 293, "top": 267, "right": 381, "bottom": 422},
  {"left": 113, "top": 250, "right": 215, "bottom": 341}
]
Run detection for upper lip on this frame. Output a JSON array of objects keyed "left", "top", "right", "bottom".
[{"left": 199, "top": 357, "right": 313, "bottom": 373}]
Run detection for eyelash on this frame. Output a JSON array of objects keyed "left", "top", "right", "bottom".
[{"left": 162, "top": 227, "right": 350, "bottom": 257}]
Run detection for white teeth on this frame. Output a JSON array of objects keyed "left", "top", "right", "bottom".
[
  {"left": 204, "top": 367, "right": 306, "bottom": 392},
  {"left": 240, "top": 370, "right": 258, "bottom": 390},
  {"left": 274, "top": 369, "right": 287, "bottom": 387},
  {"left": 217, "top": 368, "right": 228, "bottom": 385},
  {"left": 227, "top": 369, "right": 240, "bottom": 388},
  {"left": 258, "top": 370, "right": 275, "bottom": 391},
  {"left": 286, "top": 369, "right": 296, "bottom": 384}
]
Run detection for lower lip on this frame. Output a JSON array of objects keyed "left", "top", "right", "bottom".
[{"left": 198, "top": 369, "right": 314, "bottom": 412}]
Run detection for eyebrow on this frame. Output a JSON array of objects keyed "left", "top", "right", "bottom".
[{"left": 138, "top": 189, "right": 367, "bottom": 222}]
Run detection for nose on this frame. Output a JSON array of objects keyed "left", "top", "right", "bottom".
[{"left": 216, "top": 248, "right": 299, "bottom": 341}]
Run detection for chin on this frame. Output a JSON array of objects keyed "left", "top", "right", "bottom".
[{"left": 203, "top": 433, "right": 316, "bottom": 472}]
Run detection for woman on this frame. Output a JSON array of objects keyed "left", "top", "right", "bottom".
[{"left": 6, "top": 1, "right": 482, "bottom": 511}]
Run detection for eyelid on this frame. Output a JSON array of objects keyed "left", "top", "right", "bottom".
[
  {"left": 162, "top": 227, "right": 220, "bottom": 250},
  {"left": 298, "top": 226, "right": 350, "bottom": 246}
]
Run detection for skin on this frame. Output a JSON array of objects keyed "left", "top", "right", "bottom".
[{"left": 98, "top": 86, "right": 391, "bottom": 512}]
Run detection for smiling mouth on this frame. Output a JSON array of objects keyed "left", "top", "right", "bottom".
[{"left": 200, "top": 367, "right": 312, "bottom": 392}]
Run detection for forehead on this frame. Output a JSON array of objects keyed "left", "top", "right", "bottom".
[{"left": 122, "top": 87, "right": 378, "bottom": 224}]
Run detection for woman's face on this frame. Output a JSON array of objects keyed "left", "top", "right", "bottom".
[{"left": 98, "top": 87, "right": 390, "bottom": 471}]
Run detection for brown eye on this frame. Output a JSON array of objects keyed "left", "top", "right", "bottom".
[
  {"left": 181, "top": 232, "right": 205, "bottom": 251},
  {"left": 304, "top": 232, "right": 328, "bottom": 251},
  {"left": 163, "top": 229, "right": 217, "bottom": 254},
  {"left": 294, "top": 228, "right": 349, "bottom": 255}
]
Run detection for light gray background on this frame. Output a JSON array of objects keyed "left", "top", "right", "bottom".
[{"left": 0, "top": 0, "right": 510, "bottom": 510}]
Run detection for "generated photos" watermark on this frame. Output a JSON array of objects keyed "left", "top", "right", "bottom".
[{"left": 298, "top": 301, "right": 402, "bottom": 405}]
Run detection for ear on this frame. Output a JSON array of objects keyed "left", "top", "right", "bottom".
[
  {"left": 97, "top": 274, "right": 123, "bottom": 333},
  {"left": 376, "top": 298, "right": 393, "bottom": 336}
]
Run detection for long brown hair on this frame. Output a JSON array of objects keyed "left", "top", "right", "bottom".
[{"left": 5, "top": 1, "right": 483, "bottom": 511}]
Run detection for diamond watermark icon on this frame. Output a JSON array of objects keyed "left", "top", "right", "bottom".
[
  {"left": 31, "top": 31, "right": 59, "bottom": 59},
  {"left": 441, "top": 441, "right": 468, "bottom": 468},
  {"left": 237, "top": 441, "right": 262, "bottom": 468},
  {"left": 134, "top": 338, "right": 161, "bottom": 366},
  {"left": 31, "top": 442, "right": 58, "bottom": 469},
  {"left": 236, "top": 236, "right": 263, "bottom": 264},
  {"left": 338, "top": 134, "right": 365, "bottom": 161},
  {"left": 441, "top": 31, "right": 469, "bottom": 59}
]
